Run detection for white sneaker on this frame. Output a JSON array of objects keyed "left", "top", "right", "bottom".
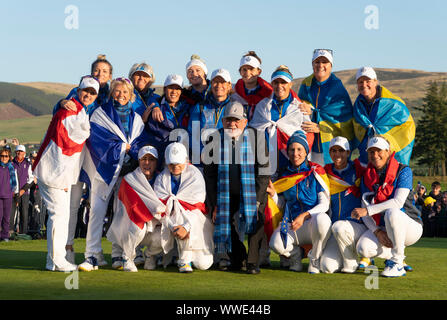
[
  {"left": 381, "top": 260, "right": 406, "bottom": 278},
  {"left": 47, "top": 260, "right": 77, "bottom": 272},
  {"left": 134, "top": 255, "right": 145, "bottom": 266},
  {"left": 78, "top": 256, "right": 99, "bottom": 271},
  {"left": 111, "top": 257, "right": 124, "bottom": 270},
  {"left": 308, "top": 258, "right": 320, "bottom": 274},
  {"left": 341, "top": 263, "right": 358, "bottom": 273},
  {"left": 65, "top": 250, "right": 75, "bottom": 264},
  {"left": 144, "top": 256, "right": 157, "bottom": 270},
  {"left": 123, "top": 259, "right": 138, "bottom": 272},
  {"left": 179, "top": 262, "right": 193, "bottom": 273}
]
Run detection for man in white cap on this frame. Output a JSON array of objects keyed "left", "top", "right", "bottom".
[
  {"left": 10, "top": 144, "right": 34, "bottom": 235},
  {"left": 298, "top": 49, "right": 354, "bottom": 166},
  {"left": 154, "top": 142, "right": 214, "bottom": 273},
  {"left": 107, "top": 145, "right": 166, "bottom": 272},
  {"left": 203, "top": 101, "right": 270, "bottom": 274},
  {"left": 319, "top": 136, "right": 368, "bottom": 273},
  {"left": 353, "top": 66, "right": 415, "bottom": 166},
  {"left": 351, "top": 136, "right": 422, "bottom": 277}
]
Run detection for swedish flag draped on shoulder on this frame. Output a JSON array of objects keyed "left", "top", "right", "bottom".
[
  {"left": 263, "top": 131, "right": 330, "bottom": 242},
  {"left": 353, "top": 85, "right": 415, "bottom": 165},
  {"left": 298, "top": 73, "right": 354, "bottom": 164}
]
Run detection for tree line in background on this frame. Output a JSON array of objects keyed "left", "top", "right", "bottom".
[{"left": 414, "top": 80, "right": 447, "bottom": 176}]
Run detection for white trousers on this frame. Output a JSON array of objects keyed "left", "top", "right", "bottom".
[
  {"left": 321, "top": 221, "right": 367, "bottom": 273},
  {"left": 269, "top": 212, "right": 331, "bottom": 263},
  {"left": 84, "top": 181, "right": 115, "bottom": 258},
  {"left": 356, "top": 208, "right": 423, "bottom": 264},
  {"left": 176, "top": 236, "right": 214, "bottom": 270},
  {"left": 38, "top": 182, "right": 71, "bottom": 270},
  {"left": 67, "top": 181, "right": 84, "bottom": 246}
]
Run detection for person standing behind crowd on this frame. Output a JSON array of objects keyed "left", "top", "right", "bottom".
[
  {"left": 128, "top": 62, "right": 160, "bottom": 122},
  {"left": 204, "top": 101, "right": 270, "bottom": 274},
  {"left": 9, "top": 145, "right": 34, "bottom": 235},
  {"left": 250, "top": 65, "right": 312, "bottom": 173},
  {"left": 79, "top": 78, "right": 148, "bottom": 271},
  {"left": 353, "top": 67, "right": 416, "bottom": 166},
  {"left": 352, "top": 136, "right": 422, "bottom": 277},
  {"left": 181, "top": 54, "right": 210, "bottom": 106},
  {"left": 146, "top": 74, "right": 189, "bottom": 167},
  {"left": 232, "top": 51, "right": 273, "bottom": 121},
  {"left": 32, "top": 76, "right": 95, "bottom": 271},
  {"left": 298, "top": 49, "right": 354, "bottom": 166},
  {"left": 56, "top": 55, "right": 113, "bottom": 114},
  {"left": 0, "top": 147, "right": 18, "bottom": 242},
  {"left": 188, "top": 68, "right": 233, "bottom": 163},
  {"left": 319, "top": 137, "right": 367, "bottom": 273}
]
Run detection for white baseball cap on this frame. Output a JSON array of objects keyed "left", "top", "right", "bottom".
[
  {"left": 211, "top": 68, "right": 231, "bottom": 83},
  {"left": 367, "top": 136, "right": 390, "bottom": 151},
  {"left": 164, "top": 74, "right": 183, "bottom": 88},
  {"left": 79, "top": 76, "right": 100, "bottom": 95},
  {"left": 138, "top": 145, "right": 158, "bottom": 160},
  {"left": 356, "top": 66, "right": 377, "bottom": 81},
  {"left": 312, "top": 49, "right": 334, "bottom": 65},
  {"left": 15, "top": 145, "right": 26, "bottom": 152},
  {"left": 186, "top": 55, "right": 208, "bottom": 75},
  {"left": 329, "top": 136, "right": 350, "bottom": 151},
  {"left": 239, "top": 55, "right": 261, "bottom": 70},
  {"left": 165, "top": 142, "right": 188, "bottom": 165}
]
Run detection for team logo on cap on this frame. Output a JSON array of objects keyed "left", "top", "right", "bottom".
[{"left": 172, "top": 147, "right": 179, "bottom": 155}]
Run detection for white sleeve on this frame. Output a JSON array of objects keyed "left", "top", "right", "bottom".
[
  {"left": 307, "top": 191, "right": 330, "bottom": 215},
  {"left": 27, "top": 163, "right": 34, "bottom": 184},
  {"left": 14, "top": 170, "right": 19, "bottom": 194},
  {"left": 271, "top": 192, "right": 286, "bottom": 209},
  {"left": 366, "top": 188, "right": 410, "bottom": 216}
]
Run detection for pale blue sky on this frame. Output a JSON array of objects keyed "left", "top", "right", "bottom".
[{"left": 0, "top": 0, "right": 445, "bottom": 86}]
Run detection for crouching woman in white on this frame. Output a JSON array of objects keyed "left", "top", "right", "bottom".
[
  {"left": 352, "top": 136, "right": 423, "bottom": 278},
  {"left": 154, "top": 142, "right": 214, "bottom": 273},
  {"left": 268, "top": 130, "right": 331, "bottom": 273},
  {"left": 106, "top": 146, "right": 166, "bottom": 272}
]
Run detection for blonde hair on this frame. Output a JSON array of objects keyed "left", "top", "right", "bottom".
[
  {"left": 91, "top": 54, "right": 113, "bottom": 75},
  {"left": 274, "top": 65, "right": 293, "bottom": 78},
  {"left": 109, "top": 78, "right": 136, "bottom": 103}
]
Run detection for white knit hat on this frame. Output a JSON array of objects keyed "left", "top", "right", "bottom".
[{"left": 185, "top": 54, "right": 208, "bottom": 75}]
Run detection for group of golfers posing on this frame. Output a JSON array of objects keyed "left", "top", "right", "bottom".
[{"left": 23, "top": 48, "right": 420, "bottom": 278}]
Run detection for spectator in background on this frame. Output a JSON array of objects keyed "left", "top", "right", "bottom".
[
  {"left": 429, "top": 181, "right": 442, "bottom": 203},
  {"left": 414, "top": 183, "right": 427, "bottom": 212},
  {"left": 438, "top": 192, "right": 447, "bottom": 237},
  {"left": 10, "top": 145, "right": 34, "bottom": 235},
  {"left": 0, "top": 147, "right": 18, "bottom": 242},
  {"left": 422, "top": 196, "right": 437, "bottom": 237}
]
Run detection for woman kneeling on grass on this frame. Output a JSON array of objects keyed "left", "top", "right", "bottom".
[
  {"left": 154, "top": 142, "right": 214, "bottom": 273},
  {"left": 267, "top": 130, "right": 331, "bottom": 274}
]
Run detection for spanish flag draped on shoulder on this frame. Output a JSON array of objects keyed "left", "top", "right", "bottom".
[
  {"left": 32, "top": 97, "right": 90, "bottom": 189},
  {"left": 353, "top": 85, "right": 415, "bottom": 165},
  {"left": 264, "top": 162, "right": 329, "bottom": 241}
]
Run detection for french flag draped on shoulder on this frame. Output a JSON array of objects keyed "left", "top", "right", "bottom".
[
  {"left": 80, "top": 99, "right": 147, "bottom": 200},
  {"left": 106, "top": 167, "right": 166, "bottom": 258},
  {"left": 32, "top": 97, "right": 90, "bottom": 189}
]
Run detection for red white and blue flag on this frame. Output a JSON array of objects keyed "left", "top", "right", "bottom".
[{"left": 32, "top": 97, "right": 90, "bottom": 189}]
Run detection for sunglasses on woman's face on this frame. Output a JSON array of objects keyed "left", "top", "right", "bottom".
[
  {"left": 0, "top": 154, "right": 9, "bottom": 158},
  {"left": 114, "top": 77, "right": 132, "bottom": 85}
]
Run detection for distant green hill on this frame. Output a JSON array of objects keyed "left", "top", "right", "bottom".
[{"left": 0, "top": 82, "right": 65, "bottom": 116}]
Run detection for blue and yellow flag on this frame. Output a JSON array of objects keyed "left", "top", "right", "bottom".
[
  {"left": 353, "top": 86, "right": 415, "bottom": 165},
  {"left": 298, "top": 73, "right": 354, "bottom": 164}
]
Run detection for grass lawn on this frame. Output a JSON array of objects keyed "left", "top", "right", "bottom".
[
  {"left": 0, "top": 114, "right": 51, "bottom": 144},
  {"left": 0, "top": 237, "right": 446, "bottom": 300}
]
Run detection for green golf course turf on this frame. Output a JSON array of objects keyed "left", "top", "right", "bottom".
[{"left": 0, "top": 237, "right": 446, "bottom": 300}]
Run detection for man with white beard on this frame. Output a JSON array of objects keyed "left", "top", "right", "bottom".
[{"left": 203, "top": 101, "right": 270, "bottom": 275}]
